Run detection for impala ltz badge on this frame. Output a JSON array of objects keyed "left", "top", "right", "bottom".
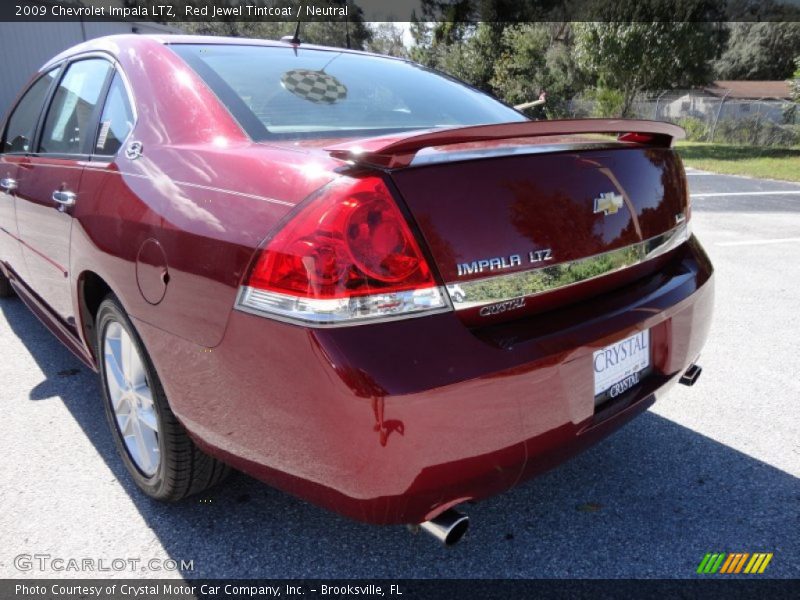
[
  {"left": 594, "top": 191, "right": 624, "bottom": 216},
  {"left": 457, "top": 248, "right": 552, "bottom": 277}
]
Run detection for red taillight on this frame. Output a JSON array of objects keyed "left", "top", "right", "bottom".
[{"left": 238, "top": 177, "right": 448, "bottom": 326}]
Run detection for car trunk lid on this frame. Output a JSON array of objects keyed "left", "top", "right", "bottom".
[{"left": 326, "top": 120, "right": 690, "bottom": 326}]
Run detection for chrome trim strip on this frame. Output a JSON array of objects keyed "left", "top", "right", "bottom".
[
  {"left": 235, "top": 285, "right": 453, "bottom": 328},
  {"left": 409, "top": 141, "right": 627, "bottom": 167},
  {"left": 449, "top": 223, "right": 691, "bottom": 312}
]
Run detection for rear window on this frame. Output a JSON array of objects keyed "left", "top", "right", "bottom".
[{"left": 170, "top": 44, "right": 524, "bottom": 140}]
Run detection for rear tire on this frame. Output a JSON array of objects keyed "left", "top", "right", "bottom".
[
  {"left": 0, "top": 271, "right": 13, "bottom": 298},
  {"left": 96, "top": 295, "right": 229, "bottom": 501}
]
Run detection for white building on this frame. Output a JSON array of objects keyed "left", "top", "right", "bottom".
[{"left": 659, "top": 80, "right": 794, "bottom": 124}]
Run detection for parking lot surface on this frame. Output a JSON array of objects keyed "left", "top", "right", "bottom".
[{"left": 1, "top": 170, "right": 798, "bottom": 579}]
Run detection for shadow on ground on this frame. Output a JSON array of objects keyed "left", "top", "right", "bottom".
[{"left": 2, "top": 296, "right": 798, "bottom": 578}]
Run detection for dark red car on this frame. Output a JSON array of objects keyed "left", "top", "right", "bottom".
[{"left": 0, "top": 35, "right": 712, "bottom": 545}]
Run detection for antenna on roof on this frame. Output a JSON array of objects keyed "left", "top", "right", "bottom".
[{"left": 281, "top": 2, "right": 304, "bottom": 45}]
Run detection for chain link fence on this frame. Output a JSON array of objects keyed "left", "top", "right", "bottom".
[{"left": 567, "top": 89, "right": 800, "bottom": 146}]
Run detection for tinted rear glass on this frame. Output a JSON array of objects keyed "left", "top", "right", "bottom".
[
  {"left": 2, "top": 68, "right": 58, "bottom": 154},
  {"left": 39, "top": 58, "right": 111, "bottom": 155},
  {"left": 170, "top": 44, "right": 524, "bottom": 140}
]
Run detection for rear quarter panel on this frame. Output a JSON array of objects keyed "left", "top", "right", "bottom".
[{"left": 67, "top": 37, "right": 339, "bottom": 349}]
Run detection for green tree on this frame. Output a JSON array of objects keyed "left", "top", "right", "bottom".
[
  {"left": 409, "top": 21, "right": 505, "bottom": 92},
  {"left": 714, "top": 23, "right": 800, "bottom": 80},
  {"left": 365, "top": 22, "right": 408, "bottom": 58},
  {"left": 408, "top": 14, "right": 434, "bottom": 65},
  {"left": 574, "top": 21, "right": 724, "bottom": 116},
  {"left": 300, "top": 18, "right": 372, "bottom": 50},
  {"left": 406, "top": 0, "right": 560, "bottom": 90},
  {"left": 436, "top": 23, "right": 505, "bottom": 92},
  {"left": 788, "top": 57, "right": 800, "bottom": 124},
  {"left": 584, "top": 87, "right": 626, "bottom": 119},
  {"left": 491, "top": 23, "right": 583, "bottom": 117},
  {"left": 126, "top": 1, "right": 371, "bottom": 49}
]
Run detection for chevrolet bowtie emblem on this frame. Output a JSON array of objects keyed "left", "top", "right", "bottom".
[{"left": 594, "top": 192, "right": 624, "bottom": 216}]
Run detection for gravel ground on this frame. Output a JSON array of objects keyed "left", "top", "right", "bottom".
[{"left": 1, "top": 170, "right": 798, "bottom": 579}]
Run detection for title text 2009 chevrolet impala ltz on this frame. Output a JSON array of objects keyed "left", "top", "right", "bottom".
[{"left": 0, "top": 35, "right": 712, "bottom": 545}]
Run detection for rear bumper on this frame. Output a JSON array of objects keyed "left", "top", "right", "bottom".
[{"left": 136, "top": 237, "right": 713, "bottom": 524}]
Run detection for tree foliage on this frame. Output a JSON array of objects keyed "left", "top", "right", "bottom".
[
  {"left": 125, "top": 0, "right": 371, "bottom": 50},
  {"left": 490, "top": 24, "right": 583, "bottom": 117},
  {"left": 714, "top": 22, "right": 800, "bottom": 80},
  {"left": 408, "top": 21, "right": 504, "bottom": 92},
  {"left": 406, "top": 0, "right": 733, "bottom": 117},
  {"left": 574, "top": 21, "right": 724, "bottom": 116},
  {"left": 407, "top": 0, "right": 561, "bottom": 90},
  {"left": 129, "top": 0, "right": 799, "bottom": 122},
  {"left": 365, "top": 23, "right": 408, "bottom": 58}
]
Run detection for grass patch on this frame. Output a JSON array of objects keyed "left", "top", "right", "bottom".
[{"left": 675, "top": 142, "right": 800, "bottom": 182}]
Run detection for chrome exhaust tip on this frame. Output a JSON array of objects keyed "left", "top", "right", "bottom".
[
  {"left": 680, "top": 364, "right": 702, "bottom": 386},
  {"left": 418, "top": 509, "right": 470, "bottom": 546}
]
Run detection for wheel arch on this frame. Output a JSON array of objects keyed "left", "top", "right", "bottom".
[{"left": 76, "top": 270, "right": 114, "bottom": 364}]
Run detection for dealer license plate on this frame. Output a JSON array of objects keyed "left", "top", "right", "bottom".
[{"left": 593, "top": 330, "right": 650, "bottom": 401}]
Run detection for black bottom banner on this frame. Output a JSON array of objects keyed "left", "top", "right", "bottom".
[{"left": 4, "top": 579, "right": 800, "bottom": 600}]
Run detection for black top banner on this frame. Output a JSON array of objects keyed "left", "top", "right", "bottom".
[{"left": 1, "top": 0, "right": 799, "bottom": 23}]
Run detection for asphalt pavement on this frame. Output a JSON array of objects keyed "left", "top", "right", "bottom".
[{"left": 1, "top": 170, "right": 798, "bottom": 579}]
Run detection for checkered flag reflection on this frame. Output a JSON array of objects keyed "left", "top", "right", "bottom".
[{"left": 281, "top": 69, "right": 348, "bottom": 104}]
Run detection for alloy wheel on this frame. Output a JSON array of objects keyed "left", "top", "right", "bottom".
[{"left": 103, "top": 321, "right": 160, "bottom": 476}]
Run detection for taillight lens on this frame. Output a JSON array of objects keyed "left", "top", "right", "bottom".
[{"left": 237, "top": 176, "right": 449, "bottom": 326}]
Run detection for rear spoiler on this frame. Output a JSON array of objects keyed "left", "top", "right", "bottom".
[{"left": 326, "top": 119, "right": 685, "bottom": 169}]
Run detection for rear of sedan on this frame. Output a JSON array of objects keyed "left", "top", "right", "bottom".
[
  {"left": 0, "top": 37, "right": 712, "bottom": 545},
  {"left": 148, "top": 43, "right": 714, "bottom": 533}
]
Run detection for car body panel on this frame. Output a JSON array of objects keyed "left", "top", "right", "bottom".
[
  {"left": 14, "top": 156, "right": 81, "bottom": 322},
  {"left": 71, "top": 151, "right": 309, "bottom": 349},
  {"left": 132, "top": 237, "right": 712, "bottom": 524},
  {"left": 0, "top": 160, "right": 23, "bottom": 271}
]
